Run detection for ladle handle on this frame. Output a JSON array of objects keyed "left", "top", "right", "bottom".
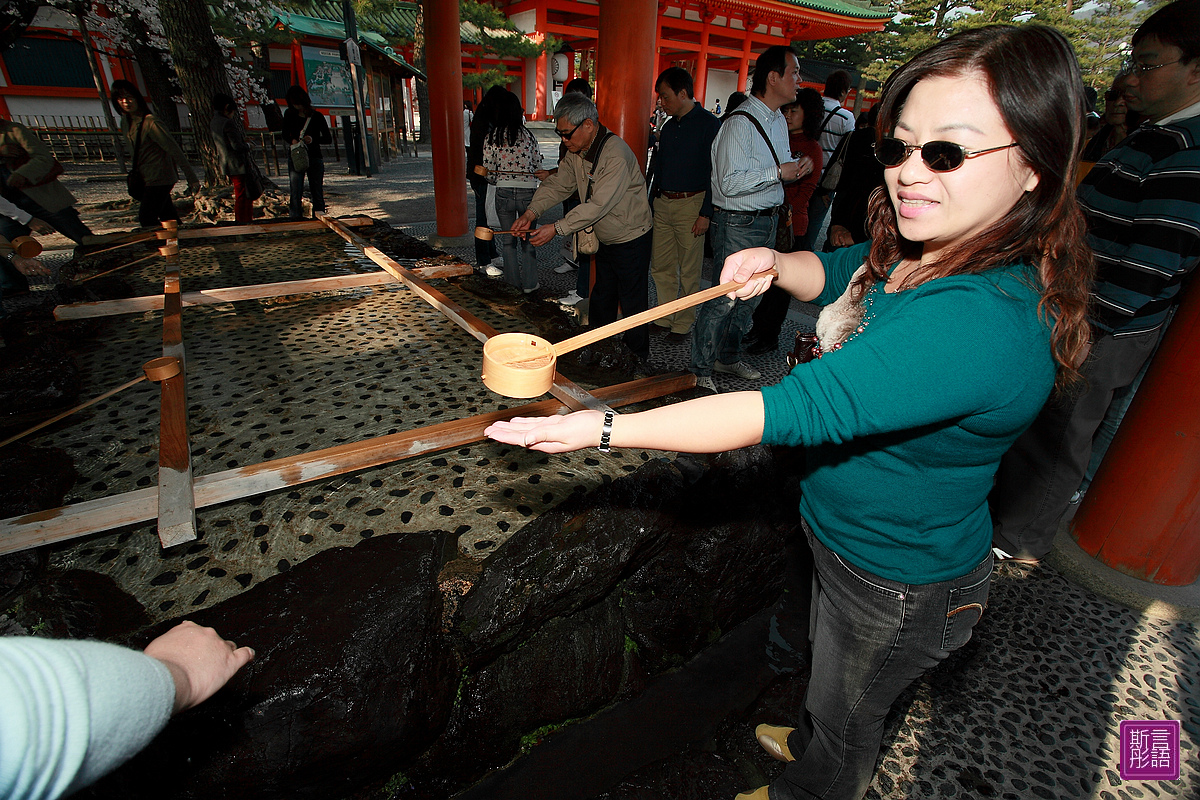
[{"left": 552, "top": 269, "right": 779, "bottom": 357}]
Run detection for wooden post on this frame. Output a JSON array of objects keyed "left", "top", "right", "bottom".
[{"left": 156, "top": 222, "right": 198, "bottom": 547}]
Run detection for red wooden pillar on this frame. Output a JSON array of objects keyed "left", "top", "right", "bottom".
[
  {"left": 426, "top": 0, "right": 468, "bottom": 236},
  {"left": 737, "top": 21, "right": 754, "bottom": 98},
  {"left": 596, "top": 0, "right": 657, "bottom": 173},
  {"left": 1071, "top": 275, "right": 1200, "bottom": 586},
  {"left": 694, "top": 9, "right": 714, "bottom": 106}
]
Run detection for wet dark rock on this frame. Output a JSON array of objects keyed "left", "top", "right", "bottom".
[
  {"left": 90, "top": 532, "right": 456, "bottom": 800},
  {"left": 454, "top": 458, "right": 687, "bottom": 666},
  {"left": 0, "top": 442, "right": 77, "bottom": 518},
  {"left": 1, "top": 568, "right": 148, "bottom": 640},
  {"left": 362, "top": 224, "right": 447, "bottom": 261},
  {"left": 429, "top": 594, "right": 631, "bottom": 781},
  {"left": 0, "top": 337, "right": 81, "bottom": 418}
]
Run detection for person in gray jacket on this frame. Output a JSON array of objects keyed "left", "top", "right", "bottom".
[
  {"left": 210, "top": 93, "right": 260, "bottom": 224},
  {"left": 511, "top": 93, "right": 654, "bottom": 360}
]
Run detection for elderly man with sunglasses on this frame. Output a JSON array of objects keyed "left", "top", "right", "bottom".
[
  {"left": 512, "top": 93, "right": 654, "bottom": 361},
  {"left": 989, "top": 0, "right": 1200, "bottom": 564}
]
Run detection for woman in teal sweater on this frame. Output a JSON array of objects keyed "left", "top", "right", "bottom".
[{"left": 486, "top": 25, "right": 1092, "bottom": 800}]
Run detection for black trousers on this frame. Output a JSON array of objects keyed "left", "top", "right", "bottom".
[
  {"left": 592, "top": 229, "right": 652, "bottom": 360},
  {"left": 138, "top": 185, "right": 180, "bottom": 228}
]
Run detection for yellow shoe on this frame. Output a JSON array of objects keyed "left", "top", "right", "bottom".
[
  {"left": 735, "top": 787, "right": 769, "bottom": 800},
  {"left": 755, "top": 723, "right": 796, "bottom": 762}
]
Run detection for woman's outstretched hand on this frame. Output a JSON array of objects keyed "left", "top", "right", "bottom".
[
  {"left": 484, "top": 410, "right": 604, "bottom": 454},
  {"left": 721, "top": 247, "right": 779, "bottom": 299}
]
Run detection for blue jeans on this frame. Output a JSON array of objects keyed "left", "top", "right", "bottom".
[
  {"left": 690, "top": 209, "right": 776, "bottom": 375},
  {"left": 770, "top": 526, "right": 992, "bottom": 800},
  {"left": 495, "top": 187, "right": 537, "bottom": 291},
  {"left": 289, "top": 158, "right": 325, "bottom": 220}
]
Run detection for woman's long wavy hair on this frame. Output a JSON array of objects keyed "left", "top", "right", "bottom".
[{"left": 861, "top": 25, "right": 1093, "bottom": 390}]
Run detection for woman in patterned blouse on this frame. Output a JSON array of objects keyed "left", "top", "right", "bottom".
[{"left": 482, "top": 91, "right": 544, "bottom": 293}]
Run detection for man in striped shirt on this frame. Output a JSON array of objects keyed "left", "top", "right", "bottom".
[
  {"left": 990, "top": 0, "right": 1200, "bottom": 563},
  {"left": 689, "top": 45, "right": 808, "bottom": 392}
]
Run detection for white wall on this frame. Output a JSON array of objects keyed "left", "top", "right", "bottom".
[
  {"left": 705, "top": 69, "right": 741, "bottom": 115},
  {"left": 6, "top": 96, "right": 108, "bottom": 124}
]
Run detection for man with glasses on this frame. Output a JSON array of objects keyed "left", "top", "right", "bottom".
[
  {"left": 690, "top": 45, "right": 805, "bottom": 392},
  {"left": 512, "top": 93, "right": 654, "bottom": 361},
  {"left": 990, "top": 0, "right": 1200, "bottom": 564}
]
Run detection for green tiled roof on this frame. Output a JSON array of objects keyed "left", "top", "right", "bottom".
[
  {"left": 780, "top": 0, "right": 893, "bottom": 21},
  {"left": 273, "top": 11, "right": 423, "bottom": 77}
]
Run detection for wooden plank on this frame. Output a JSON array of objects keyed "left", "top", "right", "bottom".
[
  {"left": 0, "top": 372, "right": 695, "bottom": 555},
  {"left": 156, "top": 235, "right": 197, "bottom": 548},
  {"left": 54, "top": 264, "right": 471, "bottom": 321},
  {"left": 176, "top": 217, "right": 376, "bottom": 240},
  {"left": 318, "top": 213, "right": 499, "bottom": 344}
]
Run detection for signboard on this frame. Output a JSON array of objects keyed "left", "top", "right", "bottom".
[
  {"left": 301, "top": 46, "right": 354, "bottom": 108},
  {"left": 341, "top": 38, "right": 361, "bottom": 67}
]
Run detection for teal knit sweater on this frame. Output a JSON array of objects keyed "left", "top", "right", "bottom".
[{"left": 761, "top": 241, "right": 1056, "bottom": 584}]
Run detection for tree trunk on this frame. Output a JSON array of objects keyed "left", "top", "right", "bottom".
[
  {"left": 74, "top": 10, "right": 126, "bottom": 172},
  {"left": 120, "top": 12, "right": 181, "bottom": 131},
  {"left": 415, "top": 0, "right": 431, "bottom": 143},
  {"left": 155, "top": 0, "right": 232, "bottom": 185}
]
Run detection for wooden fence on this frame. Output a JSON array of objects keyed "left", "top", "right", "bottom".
[{"left": 10, "top": 115, "right": 419, "bottom": 176}]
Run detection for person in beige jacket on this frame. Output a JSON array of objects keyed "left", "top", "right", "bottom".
[
  {"left": 512, "top": 93, "right": 654, "bottom": 360},
  {"left": 0, "top": 117, "right": 92, "bottom": 243}
]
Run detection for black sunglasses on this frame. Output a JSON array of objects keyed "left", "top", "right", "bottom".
[
  {"left": 873, "top": 137, "right": 1020, "bottom": 172},
  {"left": 555, "top": 121, "right": 582, "bottom": 139}
]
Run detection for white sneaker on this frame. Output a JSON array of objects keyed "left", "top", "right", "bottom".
[
  {"left": 558, "top": 290, "right": 583, "bottom": 306},
  {"left": 694, "top": 375, "right": 717, "bottom": 393},
  {"left": 484, "top": 264, "right": 504, "bottom": 278},
  {"left": 554, "top": 261, "right": 578, "bottom": 274},
  {"left": 714, "top": 360, "right": 760, "bottom": 380},
  {"left": 523, "top": 284, "right": 540, "bottom": 294}
]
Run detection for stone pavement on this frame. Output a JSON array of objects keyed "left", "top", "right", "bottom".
[{"left": 43, "top": 143, "right": 1200, "bottom": 800}]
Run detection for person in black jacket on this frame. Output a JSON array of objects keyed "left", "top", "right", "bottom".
[
  {"left": 468, "top": 86, "right": 506, "bottom": 272},
  {"left": 282, "top": 86, "right": 332, "bottom": 220},
  {"left": 826, "top": 105, "right": 884, "bottom": 249}
]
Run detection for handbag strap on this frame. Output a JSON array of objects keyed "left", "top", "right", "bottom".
[
  {"left": 130, "top": 117, "right": 145, "bottom": 173},
  {"left": 730, "top": 110, "right": 781, "bottom": 167},
  {"left": 583, "top": 131, "right": 612, "bottom": 204},
  {"left": 298, "top": 114, "right": 312, "bottom": 142}
]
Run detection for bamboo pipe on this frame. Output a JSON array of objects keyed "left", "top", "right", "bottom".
[
  {"left": 0, "top": 357, "right": 179, "bottom": 450},
  {"left": 78, "top": 252, "right": 158, "bottom": 284},
  {"left": 482, "top": 270, "right": 778, "bottom": 397}
]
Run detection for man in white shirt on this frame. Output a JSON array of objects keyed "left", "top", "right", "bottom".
[{"left": 689, "top": 45, "right": 813, "bottom": 391}]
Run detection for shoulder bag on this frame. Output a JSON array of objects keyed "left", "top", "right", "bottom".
[
  {"left": 290, "top": 115, "right": 313, "bottom": 173},
  {"left": 574, "top": 131, "right": 611, "bottom": 258},
  {"left": 730, "top": 110, "right": 792, "bottom": 252},
  {"left": 126, "top": 118, "right": 146, "bottom": 201}
]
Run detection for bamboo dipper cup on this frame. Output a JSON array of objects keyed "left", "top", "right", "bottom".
[
  {"left": 0, "top": 235, "right": 42, "bottom": 259},
  {"left": 482, "top": 269, "right": 778, "bottom": 398}
]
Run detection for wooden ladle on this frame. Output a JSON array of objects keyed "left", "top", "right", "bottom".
[
  {"left": 475, "top": 226, "right": 529, "bottom": 241},
  {"left": 482, "top": 269, "right": 778, "bottom": 398},
  {"left": 473, "top": 165, "right": 537, "bottom": 178}
]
